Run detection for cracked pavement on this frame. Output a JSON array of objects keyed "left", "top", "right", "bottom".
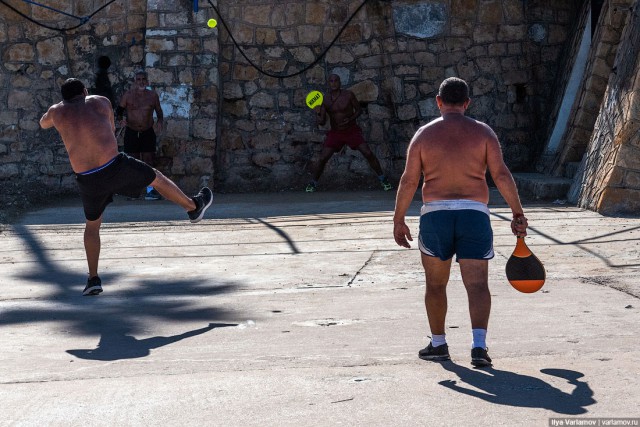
[{"left": 1, "top": 191, "right": 639, "bottom": 426}]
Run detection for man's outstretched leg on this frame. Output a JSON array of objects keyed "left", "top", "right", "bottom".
[
  {"left": 150, "top": 170, "right": 213, "bottom": 223},
  {"left": 83, "top": 216, "right": 103, "bottom": 296},
  {"left": 459, "top": 259, "right": 492, "bottom": 367},
  {"left": 356, "top": 143, "right": 393, "bottom": 190},
  {"left": 418, "top": 255, "right": 452, "bottom": 361},
  {"left": 306, "top": 146, "right": 336, "bottom": 192}
]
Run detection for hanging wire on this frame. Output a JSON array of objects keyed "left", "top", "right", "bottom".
[
  {"left": 205, "top": 0, "right": 370, "bottom": 79},
  {"left": 2, "top": 0, "right": 370, "bottom": 78},
  {"left": 0, "top": 0, "right": 117, "bottom": 31}
]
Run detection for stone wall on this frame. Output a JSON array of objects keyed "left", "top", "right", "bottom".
[
  {"left": 542, "top": 0, "right": 632, "bottom": 176},
  {"left": 215, "top": 0, "right": 579, "bottom": 191},
  {"left": 576, "top": 1, "right": 640, "bottom": 215},
  {"left": 1, "top": 0, "right": 580, "bottom": 212}
]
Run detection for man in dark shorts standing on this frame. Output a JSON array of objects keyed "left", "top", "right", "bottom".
[
  {"left": 393, "top": 77, "right": 528, "bottom": 367},
  {"left": 305, "top": 74, "right": 392, "bottom": 192},
  {"left": 116, "top": 70, "right": 164, "bottom": 200},
  {"left": 40, "top": 78, "right": 212, "bottom": 296}
]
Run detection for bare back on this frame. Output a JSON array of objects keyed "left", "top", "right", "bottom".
[
  {"left": 40, "top": 95, "right": 118, "bottom": 173},
  {"left": 415, "top": 113, "right": 496, "bottom": 204}
]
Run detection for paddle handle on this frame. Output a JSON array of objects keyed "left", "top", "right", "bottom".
[{"left": 512, "top": 236, "right": 532, "bottom": 257}]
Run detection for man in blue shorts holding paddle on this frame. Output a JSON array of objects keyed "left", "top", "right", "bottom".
[
  {"left": 393, "top": 77, "right": 528, "bottom": 366},
  {"left": 40, "top": 78, "right": 212, "bottom": 296}
]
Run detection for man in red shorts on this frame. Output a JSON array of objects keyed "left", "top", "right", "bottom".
[{"left": 305, "top": 74, "right": 392, "bottom": 192}]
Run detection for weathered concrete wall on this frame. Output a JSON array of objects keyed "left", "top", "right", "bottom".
[
  {"left": 1, "top": 0, "right": 582, "bottom": 212},
  {"left": 575, "top": 1, "right": 640, "bottom": 215}
]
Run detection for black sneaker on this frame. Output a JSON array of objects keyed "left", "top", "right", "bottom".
[
  {"left": 471, "top": 347, "right": 492, "bottom": 367},
  {"left": 83, "top": 276, "right": 103, "bottom": 296},
  {"left": 418, "top": 342, "right": 450, "bottom": 361},
  {"left": 188, "top": 187, "right": 213, "bottom": 223}
]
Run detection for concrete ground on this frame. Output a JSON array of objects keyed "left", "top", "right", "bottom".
[{"left": 1, "top": 190, "right": 639, "bottom": 426}]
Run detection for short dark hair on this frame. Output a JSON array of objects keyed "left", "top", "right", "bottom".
[
  {"left": 438, "top": 77, "right": 469, "bottom": 105},
  {"left": 61, "top": 78, "right": 85, "bottom": 100}
]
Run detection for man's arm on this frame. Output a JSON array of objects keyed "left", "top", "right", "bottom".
[
  {"left": 316, "top": 103, "right": 327, "bottom": 126},
  {"left": 39, "top": 106, "right": 55, "bottom": 129},
  {"left": 393, "top": 133, "right": 423, "bottom": 248},
  {"left": 485, "top": 127, "right": 528, "bottom": 236},
  {"left": 115, "top": 92, "right": 128, "bottom": 125},
  {"left": 153, "top": 93, "right": 164, "bottom": 131}
]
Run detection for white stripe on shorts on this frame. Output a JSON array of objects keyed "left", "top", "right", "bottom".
[{"left": 420, "top": 199, "right": 489, "bottom": 216}]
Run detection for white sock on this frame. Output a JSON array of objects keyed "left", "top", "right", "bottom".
[
  {"left": 431, "top": 334, "right": 446, "bottom": 347},
  {"left": 472, "top": 328, "right": 487, "bottom": 349}
]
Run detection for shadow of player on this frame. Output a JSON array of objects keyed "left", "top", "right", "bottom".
[
  {"left": 437, "top": 362, "right": 595, "bottom": 415},
  {"left": 67, "top": 322, "right": 236, "bottom": 361}
]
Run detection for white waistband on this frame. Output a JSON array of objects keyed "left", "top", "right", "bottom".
[{"left": 420, "top": 199, "right": 489, "bottom": 216}]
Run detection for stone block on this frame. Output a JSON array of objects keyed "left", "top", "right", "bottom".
[
  {"left": 298, "top": 25, "right": 322, "bottom": 44},
  {"left": 244, "top": 5, "right": 272, "bottom": 25},
  {"left": 8, "top": 91, "right": 35, "bottom": 110},
  {"left": 146, "top": 38, "right": 176, "bottom": 52},
  {"left": 193, "top": 119, "right": 216, "bottom": 140},
  {"left": 397, "top": 104, "right": 417, "bottom": 121},
  {"left": 616, "top": 144, "right": 640, "bottom": 170},
  {"left": 325, "top": 47, "right": 354, "bottom": 64},
  {"left": 252, "top": 152, "right": 281, "bottom": 168},
  {"left": 256, "top": 28, "right": 277, "bottom": 45},
  {"left": 306, "top": 2, "right": 328, "bottom": 25},
  {"left": 349, "top": 80, "right": 378, "bottom": 103},
  {"left": 4, "top": 43, "right": 35, "bottom": 63},
  {"left": 393, "top": 3, "right": 446, "bottom": 38},
  {"left": 478, "top": 0, "right": 503, "bottom": 24},
  {"left": 597, "top": 187, "right": 640, "bottom": 215},
  {"left": 249, "top": 92, "right": 275, "bottom": 109},
  {"left": 473, "top": 25, "right": 497, "bottom": 43}
]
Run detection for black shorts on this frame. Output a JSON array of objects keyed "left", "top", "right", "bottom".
[
  {"left": 75, "top": 153, "right": 156, "bottom": 221},
  {"left": 123, "top": 127, "right": 156, "bottom": 153}
]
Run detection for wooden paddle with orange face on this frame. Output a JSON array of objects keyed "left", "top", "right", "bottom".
[{"left": 505, "top": 236, "right": 546, "bottom": 293}]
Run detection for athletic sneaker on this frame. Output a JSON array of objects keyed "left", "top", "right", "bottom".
[
  {"left": 381, "top": 178, "right": 393, "bottom": 191},
  {"left": 188, "top": 187, "right": 213, "bottom": 223},
  {"left": 305, "top": 182, "right": 317, "bottom": 193},
  {"left": 145, "top": 189, "right": 162, "bottom": 201},
  {"left": 471, "top": 347, "right": 492, "bottom": 367},
  {"left": 83, "top": 276, "right": 103, "bottom": 296},
  {"left": 418, "top": 342, "right": 450, "bottom": 361}
]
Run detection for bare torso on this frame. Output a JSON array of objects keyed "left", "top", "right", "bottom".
[
  {"left": 415, "top": 113, "right": 494, "bottom": 204},
  {"left": 41, "top": 95, "right": 118, "bottom": 173},
  {"left": 325, "top": 89, "right": 358, "bottom": 131},
  {"left": 120, "top": 88, "right": 160, "bottom": 131}
]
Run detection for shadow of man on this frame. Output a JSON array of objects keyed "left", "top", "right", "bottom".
[
  {"left": 67, "top": 322, "right": 236, "bottom": 361},
  {"left": 437, "top": 362, "right": 595, "bottom": 415}
]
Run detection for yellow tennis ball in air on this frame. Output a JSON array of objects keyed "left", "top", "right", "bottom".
[{"left": 207, "top": 18, "right": 217, "bottom": 28}]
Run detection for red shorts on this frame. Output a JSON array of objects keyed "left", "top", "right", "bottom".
[{"left": 324, "top": 124, "right": 365, "bottom": 150}]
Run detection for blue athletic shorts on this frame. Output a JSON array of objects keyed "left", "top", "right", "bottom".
[{"left": 418, "top": 200, "right": 494, "bottom": 261}]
